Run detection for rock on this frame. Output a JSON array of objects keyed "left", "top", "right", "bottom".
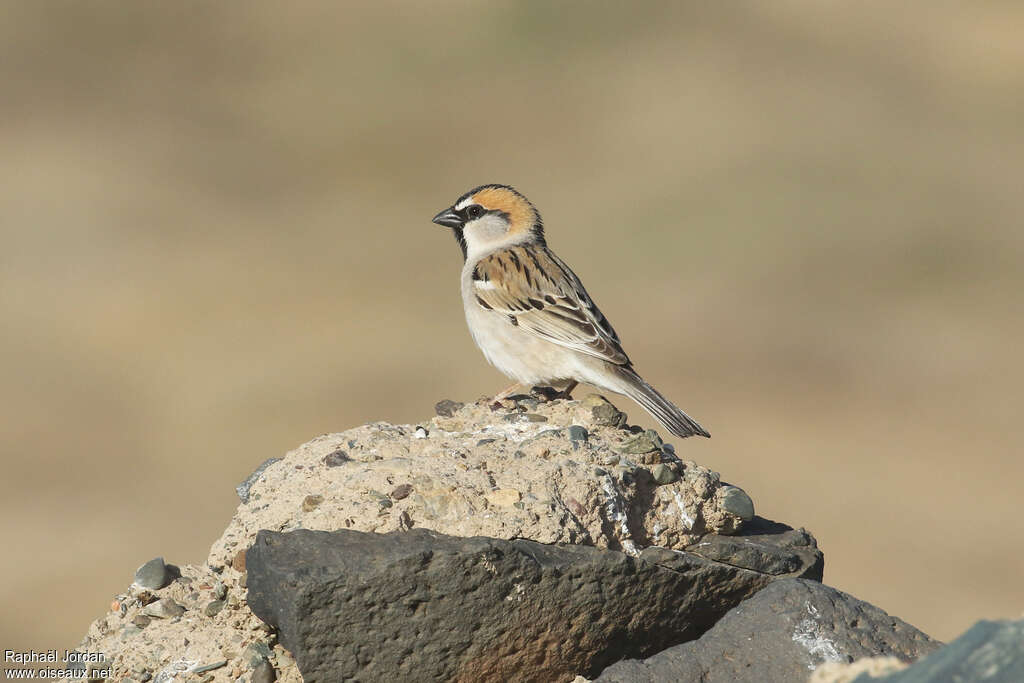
[
  {"left": 583, "top": 395, "right": 627, "bottom": 428},
  {"left": 252, "top": 659, "right": 277, "bottom": 683},
  {"left": 133, "top": 557, "right": 172, "bottom": 590},
  {"left": 236, "top": 458, "right": 282, "bottom": 503},
  {"left": 190, "top": 661, "right": 227, "bottom": 674},
  {"left": 811, "top": 657, "right": 907, "bottom": 683},
  {"left": 503, "top": 412, "right": 548, "bottom": 423},
  {"left": 390, "top": 483, "right": 413, "bottom": 500},
  {"left": 614, "top": 432, "right": 660, "bottom": 456},
  {"left": 645, "top": 517, "right": 823, "bottom": 581},
  {"left": 485, "top": 488, "right": 521, "bottom": 507},
  {"left": 434, "top": 399, "right": 464, "bottom": 417},
  {"left": 719, "top": 485, "right": 755, "bottom": 521},
  {"left": 72, "top": 396, "right": 827, "bottom": 683},
  {"left": 142, "top": 598, "right": 185, "bottom": 619},
  {"left": 322, "top": 449, "right": 349, "bottom": 467},
  {"left": 596, "top": 579, "right": 938, "bottom": 682},
  {"left": 247, "top": 527, "right": 816, "bottom": 682},
  {"left": 242, "top": 641, "right": 273, "bottom": 668},
  {"left": 687, "top": 517, "right": 823, "bottom": 578},
  {"left": 567, "top": 425, "right": 589, "bottom": 447},
  {"left": 232, "top": 548, "right": 247, "bottom": 572},
  {"left": 301, "top": 494, "right": 323, "bottom": 512},
  {"left": 852, "top": 618, "right": 1024, "bottom": 683},
  {"left": 650, "top": 464, "right": 678, "bottom": 485},
  {"left": 203, "top": 600, "right": 225, "bottom": 617},
  {"left": 209, "top": 396, "right": 749, "bottom": 569}
]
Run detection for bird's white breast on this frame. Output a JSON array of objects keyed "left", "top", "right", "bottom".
[{"left": 460, "top": 258, "right": 579, "bottom": 386}]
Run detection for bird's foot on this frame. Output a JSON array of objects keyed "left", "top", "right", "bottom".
[{"left": 530, "top": 381, "right": 579, "bottom": 402}]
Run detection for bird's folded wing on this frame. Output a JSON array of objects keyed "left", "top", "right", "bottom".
[{"left": 471, "top": 246, "right": 630, "bottom": 366}]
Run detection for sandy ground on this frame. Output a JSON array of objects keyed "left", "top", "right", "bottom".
[{"left": 1, "top": 1, "right": 1022, "bottom": 658}]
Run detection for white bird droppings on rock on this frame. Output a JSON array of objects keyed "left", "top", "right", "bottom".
[{"left": 792, "top": 602, "right": 844, "bottom": 669}]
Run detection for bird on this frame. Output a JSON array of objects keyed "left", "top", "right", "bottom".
[{"left": 431, "top": 184, "right": 710, "bottom": 439}]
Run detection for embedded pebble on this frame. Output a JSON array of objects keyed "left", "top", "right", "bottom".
[
  {"left": 322, "top": 449, "right": 350, "bottom": 467},
  {"left": 414, "top": 426, "right": 428, "bottom": 439},
  {"left": 236, "top": 458, "right": 282, "bottom": 503},
  {"left": 390, "top": 484, "right": 413, "bottom": 500},
  {"left": 503, "top": 413, "right": 548, "bottom": 424},
  {"left": 191, "top": 661, "right": 227, "bottom": 674},
  {"left": 485, "top": 489, "right": 522, "bottom": 507},
  {"left": 203, "top": 600, "right": 225, "bottom": 617},
  {"left": 586, "top": 397, "right": 626, "bottom": 428},
  {"left": 252, "top": 659, "right": 277, "bottom": 683},
  {"left": 302, "top": 495, "right": 324, "bottom": 512},
  {"left": 615, "top": 432, "right": 661, "bottom": 456},
  {"left": 651, "top": 463, "right": 679, "bottom": 485},
  {"left": 434, "top": 399, "right": 464, "bottom": 417},
  {"left": 134, "top": 557, "right": 172, "bottom": 590},
  {"left": 243, "top": 642, "right": 274, "bottom": 668},
  {"left": 143, "top": 598, "right": 185, "bottom": 619},
  {"left": 567, "top": 425, "right": 589, "bottom": 446}
]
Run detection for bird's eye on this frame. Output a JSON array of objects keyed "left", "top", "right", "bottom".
[{"left": 466, "top": 205, "right": 484, "bottom": 219}]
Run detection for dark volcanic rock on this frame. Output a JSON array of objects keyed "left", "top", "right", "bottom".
[
  {"left": 856, "top": 618, "right": 1024, "bottom": 683},
  {"left": 687, "top": 516, "right": 824, "bottom": 579},
  {"left": 246, "top": 527, "right": 819, "bottom": 683},
  {"left": 597, "top": 579, "right": 939, "bottom": 682}
]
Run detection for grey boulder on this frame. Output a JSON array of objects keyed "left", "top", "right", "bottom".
[
  {"left": 246, "top": 522, "right": 821, "bottom": 682},
  {"left": 855, "top": 618, "right": 1024, "bottom": 683},
  {"left": 597, "top": 578, "right": 939, "bottom": 682}
]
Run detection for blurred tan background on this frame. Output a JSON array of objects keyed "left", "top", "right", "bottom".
[{"left": 2, "top": 0, "right": 1022, "bottom": 655}]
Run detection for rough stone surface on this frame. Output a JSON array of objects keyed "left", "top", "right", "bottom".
[
  {"left": 685, "top": 516, "right": 824, "bottom": 578},
  {"left": 211, "top": 394, "right": 749, "bottom": 569},
  {"left": 76, "top": 562, "right": 301, "bottom": 682},
  {"left": 811, "top": 657, "right": 908, "bottom": 683},
  {"left": 853, "top": 618, "right": 1024, "bottom": 683},
  {"left": 595, "top": 579, "right": 939, "bottom": 682},
  {"left": 246, "top": 527, "right": 816, "bottom": 682}
]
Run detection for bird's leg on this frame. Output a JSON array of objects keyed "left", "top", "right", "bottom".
[
  {"left": 530, "top": 380, "right": 579, "bottom": 402},
  {"left": 557, "top": 380, "right": 579, "bottom": 399},
  {"left": 491, "top": 382, "right": 522, "bottom": 405}
]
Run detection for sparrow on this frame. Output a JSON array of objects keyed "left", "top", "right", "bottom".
[{"left": 431, "top": 184, "right": 710, "bottom": 438}]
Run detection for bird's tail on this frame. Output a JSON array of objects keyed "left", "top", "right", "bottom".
[{"left": 611, "top": 366, "right": 710, "bottom": 438}]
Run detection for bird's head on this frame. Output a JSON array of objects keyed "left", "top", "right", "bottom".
[{"left": 432, "top": 184, "right": 544, "bottom": 260}]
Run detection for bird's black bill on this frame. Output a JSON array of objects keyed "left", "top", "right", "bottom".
[{"left": 432, "top": 207, "right": 464, "bottom": 228}]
